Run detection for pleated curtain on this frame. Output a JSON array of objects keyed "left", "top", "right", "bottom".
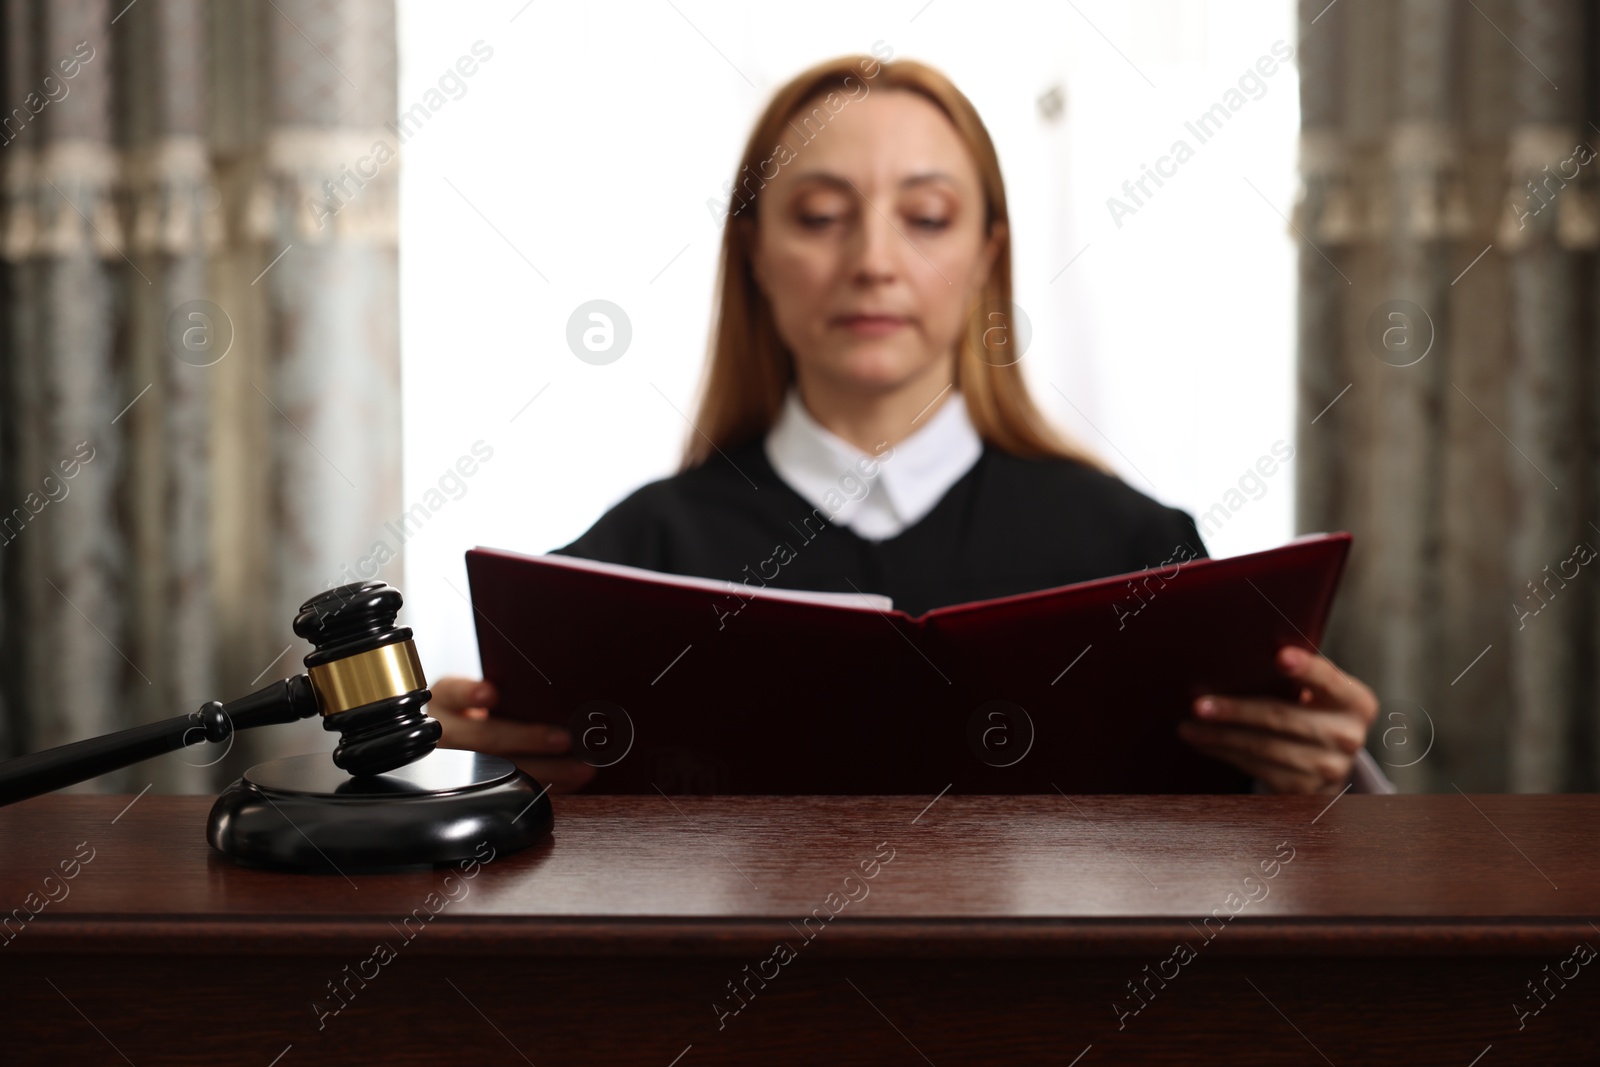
[
  {"left": 1295, "top": 0, "right": 1597, "bottom": 791},
  {"left": 0, "top": 0, "right": 402, "bottom": 791}
]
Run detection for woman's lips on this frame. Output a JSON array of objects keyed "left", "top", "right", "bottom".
[{"left": 834, "top": 314, "right": 908, "bottom": 337}]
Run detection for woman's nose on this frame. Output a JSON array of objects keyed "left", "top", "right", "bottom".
[{"left": 847, "top": 200, "right": 902, "bottom": 282}]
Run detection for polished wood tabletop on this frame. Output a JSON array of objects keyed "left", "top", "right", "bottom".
[
  {"left": 3, "top": 793, "right": 1597, "bottom": 946},
  {"left": 3, "top": 792, "right": 1597, "bottom": 1064}
]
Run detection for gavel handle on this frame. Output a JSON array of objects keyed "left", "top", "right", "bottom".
[{"left": 0, "top": 675, "right": 320, "bottom": 807}]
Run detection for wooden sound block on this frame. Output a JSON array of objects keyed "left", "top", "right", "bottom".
[{"left": 206, "top": 749, "right": 552, "bottom": 873}]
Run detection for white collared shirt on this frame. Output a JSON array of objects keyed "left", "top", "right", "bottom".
[{"left": 763, "top": 386, "right": 983, "bottom": 541}]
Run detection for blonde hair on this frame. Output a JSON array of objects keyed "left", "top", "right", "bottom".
[{"left": 680, "top": 54, "right": 1107, "bottom": 474}]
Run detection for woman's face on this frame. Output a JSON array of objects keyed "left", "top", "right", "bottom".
[{"left": 746, "top": 87, "right": 1004, "bottom": 399}]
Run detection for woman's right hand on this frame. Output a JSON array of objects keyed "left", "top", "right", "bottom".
[{"left": 429, "top": 676, "right": 596, "bottom": 793}]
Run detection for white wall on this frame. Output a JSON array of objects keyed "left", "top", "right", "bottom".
[{"left": 395, "top": 0, "right": 1300, "bottom": 678}]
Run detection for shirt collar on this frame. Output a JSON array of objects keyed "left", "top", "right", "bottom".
[{"left": 763, "top": 385, "right": 983, "bottom": 540}]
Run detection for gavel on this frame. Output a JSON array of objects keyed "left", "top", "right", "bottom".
[{"left": 0, "top": 581, "right": 443, "bottom": 806}]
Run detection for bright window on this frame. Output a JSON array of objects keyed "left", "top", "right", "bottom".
[{"left": 397, "top": 0, "right": 1299, "bottom": 677}]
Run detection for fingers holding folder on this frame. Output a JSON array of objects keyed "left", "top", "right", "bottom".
[
  {"left": 1178, "top": 646, "right": 1381, "bottom": 794},
  {"left": 431, "top": 676, "right": 597, "bottom": 793}
]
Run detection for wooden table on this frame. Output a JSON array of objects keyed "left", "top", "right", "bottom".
[{"left": 2, "top": 793, "right": 1597, "bottom": 1065}]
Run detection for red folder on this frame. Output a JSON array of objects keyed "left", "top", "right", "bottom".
[{"left": 464, "top": 532, "right": 1353, "bottom": 795}]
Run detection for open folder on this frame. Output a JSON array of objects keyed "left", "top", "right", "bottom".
[{"left": 464, "top": 532, "right": 1353, "bottom": 795}]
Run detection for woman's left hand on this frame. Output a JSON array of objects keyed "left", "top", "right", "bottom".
[{"left": 1177, "top": 645, "right": 1379, "bottom": 794}]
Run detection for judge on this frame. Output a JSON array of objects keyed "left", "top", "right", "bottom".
[{"left": 431, "top": 54, "right": 1391, "bottom": 796}]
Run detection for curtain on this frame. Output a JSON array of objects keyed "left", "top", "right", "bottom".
[
  {"left": 1295, "top": 0, "right": 1595, "bottom": 791},
  {"left": 0, "top": 0, "right": 401, "bottom": 792}
]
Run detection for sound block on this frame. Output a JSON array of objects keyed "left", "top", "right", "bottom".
[{"left": 207, "top": 749, "right": 553, "bottom": 873}]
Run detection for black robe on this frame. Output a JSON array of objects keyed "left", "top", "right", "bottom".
[{"left": 552, "top": 436, "right": 1207, "bottom": 616}]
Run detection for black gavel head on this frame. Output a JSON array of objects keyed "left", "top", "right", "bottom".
[{"left": 294, "top": 581, "right": 443, "bottom": 777}]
